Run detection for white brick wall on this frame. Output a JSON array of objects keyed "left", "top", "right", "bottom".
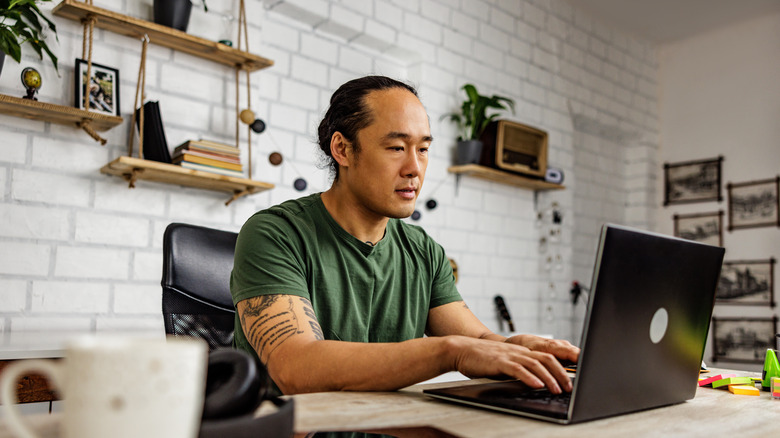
[{"left": 0, "top": 0, "right": 658, "bottom": 342}]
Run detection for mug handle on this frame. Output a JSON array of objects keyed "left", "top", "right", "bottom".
[{"left": 0, "top": 360, "right": 63, "bottom": 438}]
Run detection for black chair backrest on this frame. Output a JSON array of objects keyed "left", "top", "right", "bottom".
[{"left": 162, "top": 223, "right": 238, "bottom": 350}]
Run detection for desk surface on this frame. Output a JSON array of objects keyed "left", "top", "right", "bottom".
[{"left": 1, "top": 368, "right": 774, "bottom": 438}]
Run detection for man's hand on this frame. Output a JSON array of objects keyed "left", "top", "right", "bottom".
[
  {"left": 505, "top": 334, "right": 580, "bottom": 363},
  {"left": 447, "top": 336, "right": 575, "bottom": 394}
]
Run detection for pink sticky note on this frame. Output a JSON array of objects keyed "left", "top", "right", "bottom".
[{"left": 698, "top": 373, "right": 737, "bottom": 386}]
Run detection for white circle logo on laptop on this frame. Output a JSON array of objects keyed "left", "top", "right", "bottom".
[{"left": 649, "top": 308, "right": 669, "bottom": 344}]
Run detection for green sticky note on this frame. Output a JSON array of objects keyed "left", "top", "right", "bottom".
[{"left": 712, "top": 376, "right": 754, "bottom": 389}]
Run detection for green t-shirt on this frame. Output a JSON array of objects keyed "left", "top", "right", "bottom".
[{"left": 230, "top": 193, "right": 462, "bottom": 363}]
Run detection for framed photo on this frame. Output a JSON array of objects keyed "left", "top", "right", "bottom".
[
  {"left": 711, "top": 317, "right": 777, "bottom": 364},
  {"left": 663, "top": 156, "right": 723, "bottom": 206},
  {"left": 716, "top": 258, "right": 776, "bottom": 307},
  {"left": 727, "top": 176, "right": 780, "bottom": 231},
  {"left": 673, "top": 211, "right": 723, "bottom": 247},
  {"left": 74, "top": 58, "right": 120, "bottom": 116}
]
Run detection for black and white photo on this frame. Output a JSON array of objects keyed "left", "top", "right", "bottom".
[
  {"left": 663, "top": 157, "right": 723, "bottom": 206},
  {"left": 717, "top": 258, "right": 775, "bottom": 307},
  {"left": 74, "top": 58, "right": 120, "bottom": 116},
  {"left": 712, "top": 317, "right": 778, "bottom": 364},
  {"left": 673, "top": 211, "right": 723, "bottom": 247},
  {"left": 727, "top": 177, "right": 780, "bottom": 231}
]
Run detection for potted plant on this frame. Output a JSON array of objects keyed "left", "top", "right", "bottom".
[
  {"left": 442, "top": 83, "right": 515, "bottom": 165},
  {"left": 153, "top": 0, "right": 208, "bottom": 32},
  {"left": 0, "top": 0, "right": 59, "bottom": 78}
]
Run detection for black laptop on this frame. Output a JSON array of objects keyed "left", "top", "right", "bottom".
[{"left": 424, "top": 224, "right": 725, "bottom": 424}]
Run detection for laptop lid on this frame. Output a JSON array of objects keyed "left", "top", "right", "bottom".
[{"left": 424, "top": 224, "right": 725, "bottom": 424}]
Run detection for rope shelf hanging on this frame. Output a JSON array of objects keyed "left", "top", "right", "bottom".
[{"left": 77, "top": 0, "right": 108, "bottom": 145}]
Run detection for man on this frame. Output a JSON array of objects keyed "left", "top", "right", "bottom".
[{"left": 231, "top": 76, "right": 579, "bottom": 395}]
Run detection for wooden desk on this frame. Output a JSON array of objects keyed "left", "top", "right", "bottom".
[
  {"left": 292, "top": 368, "right": 772, "bottom": 437},
  {"left": 0, "top": 368, "right": 772, "bottom": 437}
]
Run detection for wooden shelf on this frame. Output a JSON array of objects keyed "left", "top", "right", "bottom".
[
  {"left": 100, "top": 156, "right": 274, "bottom": 204},
  {"left": 448, "top": 164, "right": 565, "bottom": 191},
  {"left": 53, "top": 0, "right": 274, "bottom": 72},
  {"left": 0, "top": 93, "right": 123, "bottom": 131}
]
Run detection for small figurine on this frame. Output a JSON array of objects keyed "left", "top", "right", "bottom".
[{"left": 21, "top": 67, "right": 42, "bottom": 100}]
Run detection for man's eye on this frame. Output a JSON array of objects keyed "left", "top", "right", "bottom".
[
  {"left": 390, "top": 146, "right": 404, "bottom": 151},
  {"left": 419, "top": 148, "right": 429, "bottom": 154}
]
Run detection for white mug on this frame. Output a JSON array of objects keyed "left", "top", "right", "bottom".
[{"left": 0, "top": 335, "right": 208, "bottom": 438}]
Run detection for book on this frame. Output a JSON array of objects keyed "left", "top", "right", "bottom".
[
  {"left": 179, "top": 161, "right": 244, "bottom": 178},
  {"left": 174, "top": 139, "right": 239, "bottom": 156},
  {"left": 171, "top": 149, "right": 241, "bottom": 164},
  {"left": 135, "top": 101, "right": 172, "bottom": 164},
  {"left": 173, "top": 154, "right": 243, "bottom": 171}
]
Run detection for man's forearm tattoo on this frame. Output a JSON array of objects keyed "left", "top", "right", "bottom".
[
  {"left": 243, "top": 295, "right": 303, "bottom": 360},
  {"left": 301, "top": 298, "right": 324, "bottom": 340}
]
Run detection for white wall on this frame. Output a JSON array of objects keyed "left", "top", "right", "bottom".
[
  {"left": 657, "top": 13, "right": 780, "bottom": 370},
  {"left": 0, "top": 0, "right": 658, "bottom": 344}
]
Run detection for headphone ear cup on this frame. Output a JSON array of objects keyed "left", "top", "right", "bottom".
[{"left": 202, "top": 349, "right": 265, "bottom": 419}]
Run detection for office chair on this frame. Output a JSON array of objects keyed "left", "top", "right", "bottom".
[{"left": 162, "top": 223, "right": 238, "bottom": 350}]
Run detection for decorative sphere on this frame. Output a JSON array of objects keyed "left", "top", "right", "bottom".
[
  {"left": 250, "top": 119, "right": 266, "bottom": 133},
  {"left": 293, "top": 178, "right": 307, "bottom": 191},
  {"left": 425, "top": 199, "right": 437, "bottom": 210},
  {"left": 411, "top": 210, "right": 421, "bottom": 221},
  {"left": 21, "top": 68, "right": 41, "bottom": 89},
  {"left": 239, "top": 109, "right": 255, "bottom": 125},
  {"left": 268, "top": 152, "right": 283, "bottom": 166}
]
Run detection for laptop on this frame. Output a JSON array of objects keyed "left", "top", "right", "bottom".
[{"left": 424, "top": 224, "right": 725, "bottom": 424}]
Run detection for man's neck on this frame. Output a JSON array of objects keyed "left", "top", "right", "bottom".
[{"left": 321, "top": 186, "right": 389, "bottom": 245}]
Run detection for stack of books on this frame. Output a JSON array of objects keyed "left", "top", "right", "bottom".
[{"left": 172, "top": 139, "right": 244, "bottom": 178}]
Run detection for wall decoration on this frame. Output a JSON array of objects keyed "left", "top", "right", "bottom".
[
  {"left": 712, "top": 317, "right": 778, "bottom": 364},
  {"left": 673, "top": 211, "right": 724, "bottom": 246},
  {"left": 717, "top": 258, "right": 776, "bottom": 307},
  {"left": 75, "top": 58, "right": 120, "bottom": 116},
  {"left": 663, "top": 156, "right": 723, "bottom": 206},
  {"left": 727, "top": 176, "right": 780, "bottom": 231}
]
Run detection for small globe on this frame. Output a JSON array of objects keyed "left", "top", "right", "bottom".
[{"left": 22, "top": 68, "right": 41, "bottom": 90}]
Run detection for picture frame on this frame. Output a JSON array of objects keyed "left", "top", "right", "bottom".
[
  {"left": 716, "top": 258, "right": 776, "bottom": 307},
  {"left": 74, "top": 58, "right": 120, "bottom": 116},
  {"left": 673, "top": 211, "right": 724, "bottom": 247},
  {"left": 711, "top": 317, "right": 778, "bottom": 364},
  {"left": 663, "top": 156, "right": 723, "bottom": 206},
  {"left": 727, "top": 176, "right": 780, "bottom": 231}
]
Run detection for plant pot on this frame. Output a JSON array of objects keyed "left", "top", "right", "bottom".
[
  {"left": 456, "top": 140, "right": 483, "bottom": 165},
  {"left": 153, "top": 0, "right": 193, "bottom": 32}
]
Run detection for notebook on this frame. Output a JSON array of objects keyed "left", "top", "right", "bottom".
[{"left": 424, "top": 224, "right": 725, "bottom": 424}]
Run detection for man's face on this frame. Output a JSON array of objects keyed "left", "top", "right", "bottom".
[{"left": 340, "top": 88, "right": 432, "bottom": 220}]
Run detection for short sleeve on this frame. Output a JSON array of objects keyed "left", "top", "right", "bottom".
[{"left": 230, "top": 212, "right": 311, "bottom": 305}]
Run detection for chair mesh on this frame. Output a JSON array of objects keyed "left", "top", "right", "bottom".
[{"left": 163, "top": 288, "right": 235, "bottom": 351}]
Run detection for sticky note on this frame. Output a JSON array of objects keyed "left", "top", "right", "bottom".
[
  {"left": 772, "top": 377, "right": 780, "bottom": 399},
  {"left": 728, "top": 385, "right": 760, "bottom": 396},
  {"left": 712, "top": 376, "right": 753, "bottom": 389},
  {"left": 698, "top": 373, "right": 737, "bottom": 387}
]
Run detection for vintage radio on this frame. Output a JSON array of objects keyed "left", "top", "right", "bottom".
[{"left": 478, "top": 120, "right": 548, "bottom": 178}]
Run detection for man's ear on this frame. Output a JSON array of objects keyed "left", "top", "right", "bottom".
[{"left": 330, "top": 131, "right": 352, "bottom": 169}]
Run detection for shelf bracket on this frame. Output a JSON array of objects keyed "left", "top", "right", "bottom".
[{"left": 225, "top": 188, "right": 250, "bottom": 206}]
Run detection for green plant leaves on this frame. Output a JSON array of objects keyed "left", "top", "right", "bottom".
[
  {"left": 0, "top": 0, "right": 58, "bottom": 71},
  {"left": 442, "top": 83, "right": 516, "bottom": 141}
]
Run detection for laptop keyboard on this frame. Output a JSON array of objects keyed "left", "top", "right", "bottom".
[{"left": 517, "top": 387, "right": 572, "bottom": 407}]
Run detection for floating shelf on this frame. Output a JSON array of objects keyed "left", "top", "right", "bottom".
[
  {"left": 448, "top": 164, "right": 565, "bottom": 191},
  {"left": 53, "top": 0, "right": 274, "bottom": 72},
  {"left": 100, "top": 157, "right": 274, "bottom": 204},
  {"left": 0, "top": 93, "right": 123, "bottom": 131}
]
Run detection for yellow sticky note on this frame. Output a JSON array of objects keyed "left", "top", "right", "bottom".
[{"left": 728, "top": 385, "right": 760, "bottom": 396}]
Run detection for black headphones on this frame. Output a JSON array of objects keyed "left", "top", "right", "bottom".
[{"left": 199, "top": 349, "right": 294, "bottom": 438}]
